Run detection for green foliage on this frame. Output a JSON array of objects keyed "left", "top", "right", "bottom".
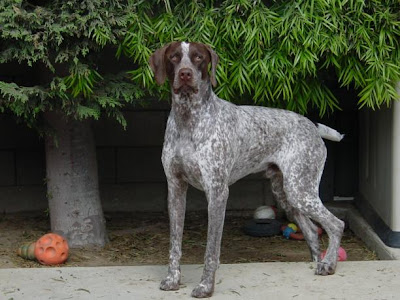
[
  {"left": 0, "top": 0, "right": 146, "bottom": 124},
  {"left": 0, "top": 81, "right": 46, "bottom": 119},
  {"left": 63, "top": 62, "right": 103, "bottom": 98},
  {"left": 119, "top": 0, "right": 400, "bottom": 115},
  {"left": 2, "top": 0, "right": 400, "bottom": 121}
]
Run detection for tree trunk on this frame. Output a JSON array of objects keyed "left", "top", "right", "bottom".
[{"left": 44, "top": 111, "right": 108, "bottom": 248}]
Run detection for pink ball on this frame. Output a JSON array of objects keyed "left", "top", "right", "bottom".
[
  {"left": 337, "top": 247, "right": 347, "bottom": 261},
  {"left": 320, "top": 247, "right": 347, "bottom": 261}
]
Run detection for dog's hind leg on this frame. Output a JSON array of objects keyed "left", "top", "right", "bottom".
[
  {"left": 283, "top": 173, "right": 344, "bottom": 275},
  {"left": 279, "top": 134, "right": 344, "bottom": 275},
  {"left": 292, "top": 211, "right": 321, "bottom": 262},
  {"left": 267, "top": 164, "right": 321, "bottom": 262},
  {"left": 267, "top": 164, "right": 291, "bottom": 216},
  {"left": 296, "top": 197, "right": 344, "bottom": 275}
]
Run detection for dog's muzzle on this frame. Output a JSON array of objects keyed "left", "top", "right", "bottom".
[{"left": 174, "top": 68, "right": 199, "bottom": 95}]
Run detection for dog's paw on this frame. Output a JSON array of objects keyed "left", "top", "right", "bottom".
[
  {"left": 191, "top": 283, "right": 214, "bottom": 298},
  {"left": 160, "top": 276, "right": 180, "bottom": 291},
  {"left": 315, "top": 261, "right": 336, "bottom": 276}
]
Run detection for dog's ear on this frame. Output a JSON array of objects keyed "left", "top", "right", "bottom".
[
  {"left": 205, "top": 44, "right": 219, "bottom": 87},
  {"left": 149, "top": 44, "right": 170, "bottom": 85}
]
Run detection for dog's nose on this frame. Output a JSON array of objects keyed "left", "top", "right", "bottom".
[{"left": 179, "top": 68, "right": 192, "bottom": 82}]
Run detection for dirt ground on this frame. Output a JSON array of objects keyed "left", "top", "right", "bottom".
[{"left": 0, "top": 212, "right": 377, "bottom": 269}]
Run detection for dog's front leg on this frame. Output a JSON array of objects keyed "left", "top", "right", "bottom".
[
  {"left": 192, "top": 184, "right": 229, "bottom": 298},
  {"left": 160, "top": 177, "right": 188, "bottom": 291}
]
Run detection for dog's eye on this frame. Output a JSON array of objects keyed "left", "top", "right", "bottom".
[
  {"left": 170, "top": 54, "right": 180, "bottom": 62},
  {"left": 194, "top": 55, "right": 203, "bottom": 62}
]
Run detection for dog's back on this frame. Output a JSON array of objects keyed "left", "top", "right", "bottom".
[{"left": 213, "top": 97, "right": 325, "bottom": 184}]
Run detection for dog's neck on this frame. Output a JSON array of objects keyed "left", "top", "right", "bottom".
[{"left": 170, "top": 81, "right": 215, "bottom": 130}]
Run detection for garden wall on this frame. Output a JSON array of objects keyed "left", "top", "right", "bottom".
[{"left": 0, "top": 99, "right": 355, "bottom": 214}]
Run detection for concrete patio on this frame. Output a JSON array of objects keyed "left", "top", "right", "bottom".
[
  {"left": 1, "top": 205, "right": 400, "bottom": 300},
  {"left": 1, "top": 261, "right": 399, "bottom": 300}
]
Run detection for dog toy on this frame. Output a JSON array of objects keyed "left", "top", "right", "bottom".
[
  {"left": 253, "top": 205, "right": 277, "bottom": 220},
  {"left": 282, "top": 223, "right": 298, "bottom": 239},
  {"left": 281, "top": 223, "right": 323, "bottom": 240},
  {"left": 17, "top": 233, "right": 69, "bottom": 265},
  {"left": 321, "top": 246, "right": 347, "bottom": 261}
]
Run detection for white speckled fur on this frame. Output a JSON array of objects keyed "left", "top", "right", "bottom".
[{"left": 150, "top": 42, "right": 345, "bottom": 298}]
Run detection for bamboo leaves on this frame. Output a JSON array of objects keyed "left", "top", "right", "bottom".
[
  {"left": 120, "top": 0, "right": 400, "bottom": 115},
  {"left": 64, "top": 62, "right": 103, "bottom": 98}
]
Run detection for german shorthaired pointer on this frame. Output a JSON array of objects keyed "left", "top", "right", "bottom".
[{"left": 150, "top": 42, "right": 345, "bottom": 298}]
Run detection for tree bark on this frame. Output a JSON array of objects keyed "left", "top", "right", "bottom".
[{"left": 44, "top": 111, "right": 108, "bottom": 248}]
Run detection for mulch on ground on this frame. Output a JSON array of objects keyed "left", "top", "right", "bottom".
[{"left": 0, "top": 212, "right": 377, "bottom": 269}]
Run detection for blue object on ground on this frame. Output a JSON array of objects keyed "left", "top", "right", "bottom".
[{"left": 283, "top": 227, "right": 295, "bottom": 239}]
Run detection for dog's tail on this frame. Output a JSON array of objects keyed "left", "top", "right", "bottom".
[{"left": 316, "top": 123, "right": 344, "bottom": 142}]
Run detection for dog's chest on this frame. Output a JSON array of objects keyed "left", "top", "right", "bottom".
[{"left": 171, "top": 135, "right": 204, "bottom": 188}]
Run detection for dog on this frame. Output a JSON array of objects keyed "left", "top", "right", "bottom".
[{"left": 149, "top": 41, "right": 345, "bottom": 298}]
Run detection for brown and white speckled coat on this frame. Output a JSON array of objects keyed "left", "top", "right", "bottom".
[{"left": 149, "top": 42, "right": 345, "bottom": 298}]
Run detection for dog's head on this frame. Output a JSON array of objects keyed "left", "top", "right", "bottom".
[{"left": 149, "top": 42, "right": 219, "bottom": 96}]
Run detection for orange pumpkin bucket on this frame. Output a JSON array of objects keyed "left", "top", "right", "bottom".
[
  {"left": 17, "top": 233, "right": 69, "bottom": 265},
  {"left": 34, "top": 233, "right": 69, "bottom": 265}
]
